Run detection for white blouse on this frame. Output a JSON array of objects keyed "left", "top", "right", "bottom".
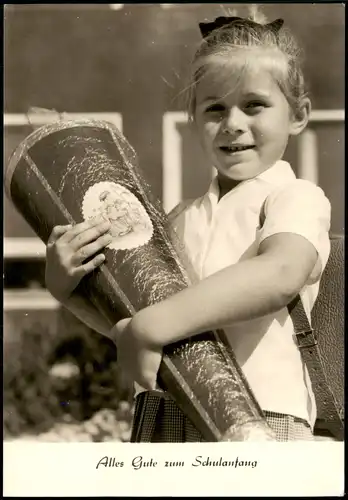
[{"left": 169, "top": 160, "right": 331, "bottom": 429}]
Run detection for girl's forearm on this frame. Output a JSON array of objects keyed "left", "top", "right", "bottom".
[
  {"left": 62, "top": 293, "right": 114, "bottom": 337},
  {"left": 132, "top": 254, "right": 306, "bottom": 347}
]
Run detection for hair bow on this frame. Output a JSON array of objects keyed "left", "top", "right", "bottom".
[{"left": 199, "top": 16, "right": 284, "bottom": 39}]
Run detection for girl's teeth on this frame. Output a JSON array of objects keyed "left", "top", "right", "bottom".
[{"left": 222, "top": 146, "right": 252, "bottom": 152}]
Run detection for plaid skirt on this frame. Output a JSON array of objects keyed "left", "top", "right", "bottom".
[{"left": 130, "top": 391, "right": 316, "bottom": 443}]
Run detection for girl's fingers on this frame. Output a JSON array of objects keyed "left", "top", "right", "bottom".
[
  {"left": 74, "top": 253, "right": 106, "bottom": 278},
  {"left": 71, "top": 233, "right": 113, "bottom": 265},
  {"left": 69, "top": 219, "right": 112, "bottom": 250},
  {"left": 47, "top": 224, "right": 73, "bottom": 244},
  {"left": 59, "top": 217, "right": 110, "bottom": 245}
]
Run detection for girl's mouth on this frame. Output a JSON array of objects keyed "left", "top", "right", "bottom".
[{"left": 219, "top": 145, "right": 255, "bottom": 154}]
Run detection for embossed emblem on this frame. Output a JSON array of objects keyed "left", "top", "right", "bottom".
[{"left": 82, "top": 181, "right": 153, "bottom": 250}]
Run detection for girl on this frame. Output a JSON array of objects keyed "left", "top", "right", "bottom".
[{"left": 45, "top": 11, "right": 332, "bottom": 442}]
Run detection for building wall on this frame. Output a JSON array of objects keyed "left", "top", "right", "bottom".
[{"left": 4, "top": 3, "right": 345, "bottom": 236}]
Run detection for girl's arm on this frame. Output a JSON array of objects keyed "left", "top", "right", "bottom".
[
  {"left": 60, "top": 201, "right": 193, "bottom": 340},
  {"left": 129, "top": 232, "right": 318, "bottom": 347},
  {"left": 61, "top": 292, "right": 114, "bottom": 338},
  {"left": 45, "top": 219, "right": 115, "bottom": 338}
]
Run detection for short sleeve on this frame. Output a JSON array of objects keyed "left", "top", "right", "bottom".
[{"left": 259, "top": 180, "right": 331, "bottom": 282}]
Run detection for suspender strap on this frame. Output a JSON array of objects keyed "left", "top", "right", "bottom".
[
  {"left": 260, "top": 196, "right": 343, "bottom": 438},
  {"left": 287, "top": 295, "right": 344, "bottom": 438}
]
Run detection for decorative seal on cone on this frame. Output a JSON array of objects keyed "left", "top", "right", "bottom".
[{"left": 82, "top": 181, "right": 153, "bottom": 250}]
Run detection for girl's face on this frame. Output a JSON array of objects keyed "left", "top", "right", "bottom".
[{"left": 194, "top": 57, "right": 309, "bottom": 191}]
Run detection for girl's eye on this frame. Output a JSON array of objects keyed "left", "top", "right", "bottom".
[
  {"left": 205, "top": 103, "right": 225, "bottom": 113},
  {"left": 244, "top": 101, "right": 266, "bottom": 112}
]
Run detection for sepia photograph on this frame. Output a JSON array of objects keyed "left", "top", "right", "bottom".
[{"left": 3, "top": 2, "right": 345, "bottom": 496}]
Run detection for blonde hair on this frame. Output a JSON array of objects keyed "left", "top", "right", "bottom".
[{"left": 187, "top": 7, "right": 307, "bottom": 121}]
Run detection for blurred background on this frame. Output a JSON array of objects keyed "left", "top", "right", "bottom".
[{"left": 3, "top": 3, "right": 345, "bottom": 442}]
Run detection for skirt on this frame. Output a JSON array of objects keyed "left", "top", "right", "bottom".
[{"left": 130, "top": 391, "right": 317, "bottom": 443}]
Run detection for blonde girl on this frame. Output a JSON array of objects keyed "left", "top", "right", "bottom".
[{"left": 45, "top": 10, "right": 332, "bottom": 442}]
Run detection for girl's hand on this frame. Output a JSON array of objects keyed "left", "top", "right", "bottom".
[
  {"left": 111, "top": 317, "right": 163, "bottom": 390},
  {"left": 45, "top": 217, "right": 112, "bottom": 302}
]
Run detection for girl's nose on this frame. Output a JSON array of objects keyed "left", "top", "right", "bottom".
[{"left": 221, "top": 107, "right": 247, "bottom": 135}]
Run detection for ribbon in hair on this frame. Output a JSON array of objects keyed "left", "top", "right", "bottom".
[{"left": 199, "top": 16, "right": 284, "bottom": 39}]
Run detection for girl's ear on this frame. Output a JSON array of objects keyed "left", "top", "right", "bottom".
[{"left": 289, "top": 97, "right": 311, "bottom": 136}]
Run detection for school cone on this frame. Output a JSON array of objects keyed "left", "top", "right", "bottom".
[{"left": 5, "top": 119, "right": 276, "bottom": 441}]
